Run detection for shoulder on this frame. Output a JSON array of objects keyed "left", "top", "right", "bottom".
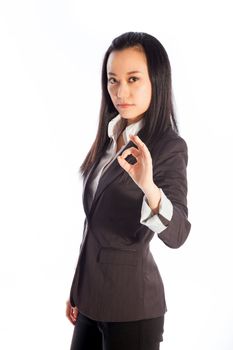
[
  {"left": 154, "top": 126, "right": 188, "bottom": 154},
  {"left": 150, "top": 126, "right": 189, "bottom": 165}
]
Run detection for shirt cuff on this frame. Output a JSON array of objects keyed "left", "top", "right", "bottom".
[{"left": 140, "top": 188, "right": 173, "bottom": 233}]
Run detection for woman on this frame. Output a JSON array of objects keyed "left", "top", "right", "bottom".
[{"left": 66, "top": 31, "right": 191, "bottom": 350}]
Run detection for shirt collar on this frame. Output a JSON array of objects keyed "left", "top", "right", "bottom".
[{"left": 107, "top": 113, "right": 145, "bottom": 144}]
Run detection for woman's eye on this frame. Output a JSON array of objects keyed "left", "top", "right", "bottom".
[
  {"left": 108, "top": 77, "right": 139, "bottom": 84},
  {"left": 129, "top": 77, "right": 139, "bottom": 82},
  {"left": 108, "top": 78, "right": 116, "bottom": 84}
]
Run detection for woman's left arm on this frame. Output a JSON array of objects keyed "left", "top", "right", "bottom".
[
  {"left": 152, "top": 136, "right": 191, "bottom": 248},
  {"left": 117, "top": 134, "right": 191, "bottom": 249}
]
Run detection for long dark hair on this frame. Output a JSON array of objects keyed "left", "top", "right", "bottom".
[{"left": 80, "top": 31, "right": 179, "bottom": 178}]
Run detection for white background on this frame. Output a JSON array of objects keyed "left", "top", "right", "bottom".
[{"left": 0, "top": 1, "right": 232, "bottom": 349}]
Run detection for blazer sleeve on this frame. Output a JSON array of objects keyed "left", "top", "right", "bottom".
[
  {"left": 152, "top": 135, "right": 191, "bottom": 248},
  {"left": 140, "top": 188, "right": 173, "bottom": 233}
]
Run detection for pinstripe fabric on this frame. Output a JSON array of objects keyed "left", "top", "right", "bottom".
[
  {"left": 89, "top": 114, "right": 173, "bottom": 231},
  {"left": 69, "top": 124, "right": 191, "bottom": 322}
]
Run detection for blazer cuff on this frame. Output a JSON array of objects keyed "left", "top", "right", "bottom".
[{"left": 140, "top": 188, "right": 173, "bottom": 233}]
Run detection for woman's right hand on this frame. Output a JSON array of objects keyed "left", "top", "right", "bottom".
[{"left": 66, "top": 299, "right": 79, "bottom": 325}]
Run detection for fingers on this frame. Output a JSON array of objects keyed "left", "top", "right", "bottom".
[
  {"left": 117, "top": 144, "right": 140, "bottom": 172},
  {"left": 72, "top": 307, "right": 79, "bottom": 318},
  {"left": 65, "top": 302, "right": 70, "bottom": 318},
  {"left": 70, "top": 309, "right": 78, "bottom": 325},
  {"left": 129, "top": 134, "right": 151, "bottom": 158},
  {"left": 117, "top": 154, "right": 132, "bottom": 173},
  {"left": 66, "top": 300, "right": 79, "bottom": 325},
  {"left": 69, "top": 311, "right": 78, "bottom": 325},
  {"left": 117, "top": 135, "right": 152, "bottom": 176},
  {"left": 120, "top": 146, "right": 140, "bottom": 160}
]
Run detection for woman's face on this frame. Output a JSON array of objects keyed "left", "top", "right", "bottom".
[{"left": 107, "top": 47, "right": 152, "bottom": 125}]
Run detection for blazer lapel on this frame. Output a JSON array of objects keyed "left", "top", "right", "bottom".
[{"left": 83, "top": 139, "right": 137, "bottom": 218}]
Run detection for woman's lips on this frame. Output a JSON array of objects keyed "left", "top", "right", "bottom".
[{"left": 117, "top": 104, "right": 134, "bottom": 108}]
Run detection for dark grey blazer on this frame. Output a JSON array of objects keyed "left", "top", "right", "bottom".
[{"left": 69, "top": 125, "right": 191, "bottom": 322}]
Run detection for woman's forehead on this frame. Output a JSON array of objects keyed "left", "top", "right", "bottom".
[{"left": 107, "top": 49, "right": 148, "bottom": 74}]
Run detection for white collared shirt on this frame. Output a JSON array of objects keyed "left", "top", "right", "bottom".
[{"left": 88, "top": 113, "right": 173, "bottom": 234}]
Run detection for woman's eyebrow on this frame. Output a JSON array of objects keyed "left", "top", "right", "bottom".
[{"left": 107, "top": 70, "right": 143, "bottom": 76}]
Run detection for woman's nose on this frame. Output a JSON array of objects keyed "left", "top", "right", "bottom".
[{"left": 116, "top": 83, "right": 130, "bottom": 99}]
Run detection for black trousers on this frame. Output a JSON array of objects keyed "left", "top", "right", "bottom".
[{"left": 70, "top": 311, "right": 164, "bottom": 350}]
